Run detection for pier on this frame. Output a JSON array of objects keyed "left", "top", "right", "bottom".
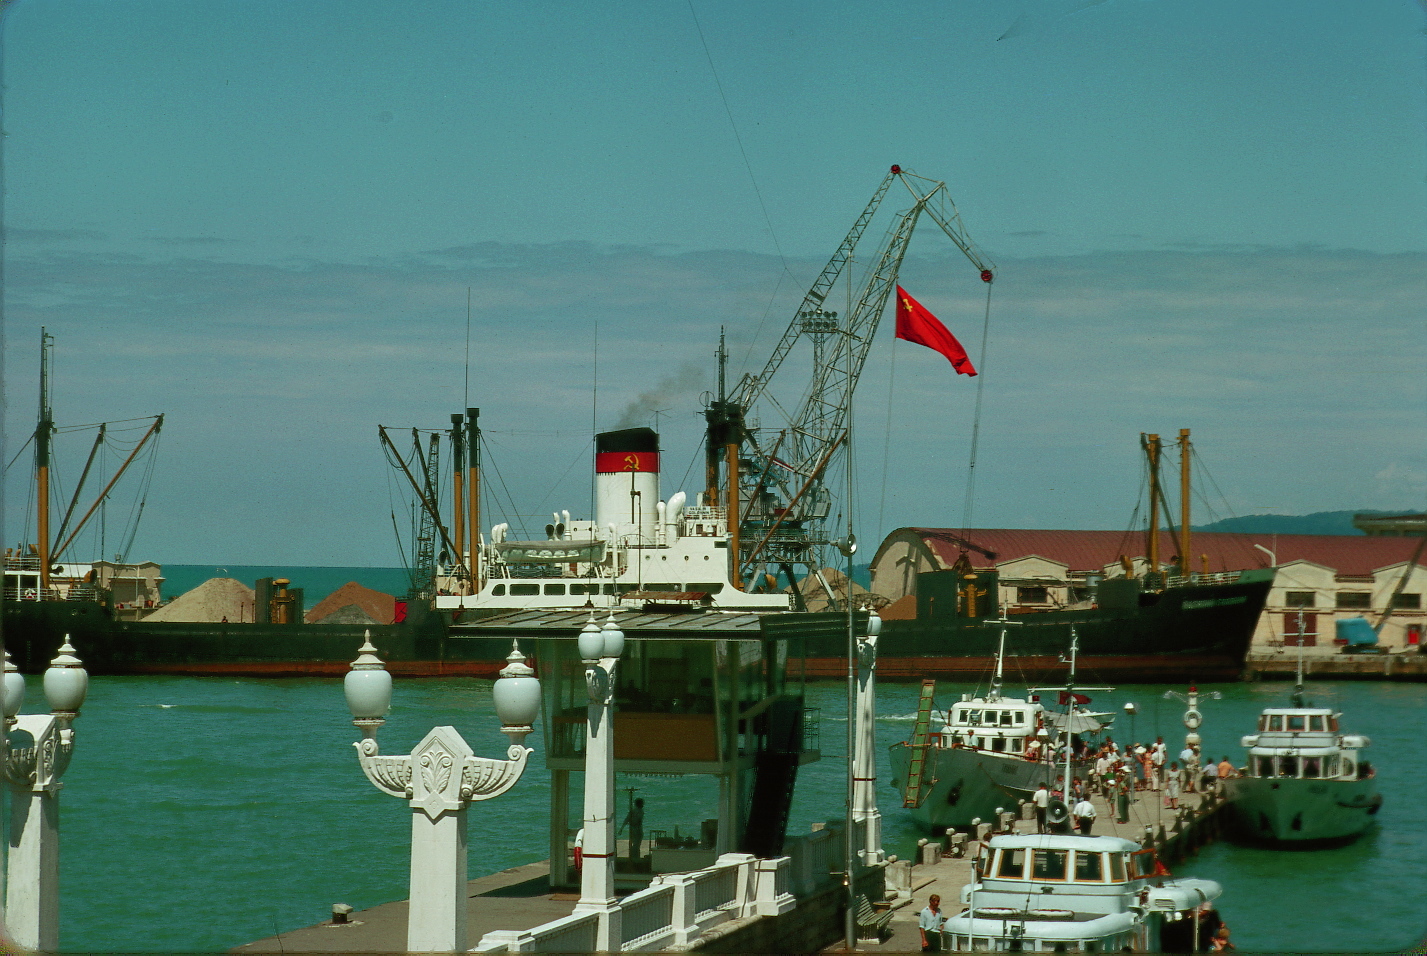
[
  {"left": 1245, "top": 649, "right": 1427, "bottom": 681},
  {"left": 233, "top": 784, "right": 1229, "bottom": 953}
]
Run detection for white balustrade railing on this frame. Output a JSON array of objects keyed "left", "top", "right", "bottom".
[{"left": 618, "top": 883, "right": 676, "bottom": 952}]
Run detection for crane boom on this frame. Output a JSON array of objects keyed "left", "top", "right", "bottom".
[{"left": 713, "top": 166, "right": 993, "bottom": 596}]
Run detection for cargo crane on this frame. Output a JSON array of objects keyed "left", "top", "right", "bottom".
[{"left": 705, "top": 166, "right": 993, "bottom": 606}]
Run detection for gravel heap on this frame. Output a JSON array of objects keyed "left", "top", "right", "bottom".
[
  {"left": 306, "top": 582, "right": 396, "bottom": 625},
  {"left": 145, "top": 577, "right": 255, "bottom": 623}
]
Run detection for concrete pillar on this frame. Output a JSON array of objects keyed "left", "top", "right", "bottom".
[
  {"left": 7, "top": 787, "right": 59, "bottom": 952},
  {"left": 576, "top": 663, "right": 622, "bottom": 952},
  {"left": 408, "top": 804, "right": 469, "bottom": 952},
  {"left": 550, "top": 769, "right": 571, "bottom": 888},
  {"left": 853, "top": 624, "right": 883, "bottom": 865}
]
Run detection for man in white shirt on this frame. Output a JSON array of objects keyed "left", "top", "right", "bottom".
[
  {"left": 1072, "top": 795, "right": 1097, "bottom": 835},
  {"left": 1032, "top": 783, "right": 1050, "bottom": 833},
  {"left": 919, "top": 894, "right": 946, "bottom": 953}
]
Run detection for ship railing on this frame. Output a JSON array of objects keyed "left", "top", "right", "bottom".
[{"left": 1165, "top": 571, "right": 1242, "bottom": 588}]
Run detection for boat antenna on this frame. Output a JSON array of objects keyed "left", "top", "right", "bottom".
[
  {"left": 1064, "top": 626, "right": 1079, "bottom": 797},
  {"left": 1291, "top": 610, "right": 1307, "bottom": 708},
  {"left": 987, "top": 611, "right": 1022, "bottom": 703}
]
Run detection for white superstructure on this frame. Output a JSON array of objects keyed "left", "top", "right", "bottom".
[{"left": 434, "top": 428, "right": 790, "bottom": 613}]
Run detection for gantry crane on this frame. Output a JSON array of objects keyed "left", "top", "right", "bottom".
[{"left": 705, "top": 166, "right": 993, "bottom": 605}]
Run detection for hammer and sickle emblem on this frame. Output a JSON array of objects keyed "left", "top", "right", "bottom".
[{"left": 623, "top": 453, "right": 640, "bottom": 471}]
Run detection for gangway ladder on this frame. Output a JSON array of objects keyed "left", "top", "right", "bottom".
[{"left": 902, "top": 679, "right": 938, "bottom": 808}]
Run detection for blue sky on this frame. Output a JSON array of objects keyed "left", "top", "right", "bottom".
[{"left": 3, "top": 0, "right": 1424, "bottom": 567}]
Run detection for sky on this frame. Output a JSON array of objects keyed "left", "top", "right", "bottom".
[{"left": 2, "top": 0, "right": 1424, "bottom": 568}]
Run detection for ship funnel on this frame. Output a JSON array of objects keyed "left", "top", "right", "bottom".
[{"left": 595, "top": 427, "right": 660, "bottom": 546}]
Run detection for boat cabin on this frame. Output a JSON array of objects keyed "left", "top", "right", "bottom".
[
  {"left": 938, "top": 696, "right": 1046, "bottom": 757},
  {"left": 1239, "top": 708, "right": 1372, "bottom": 782},
  {"left": 948, "top": 833, "right": 1220, "bottom": 952}
]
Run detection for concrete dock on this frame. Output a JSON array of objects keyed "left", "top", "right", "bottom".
[{"left": 235, "top": 781, "right": 1228, "bottom": 954}]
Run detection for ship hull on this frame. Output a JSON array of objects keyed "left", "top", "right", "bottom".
[
  {"left": 889, "top": 743, "right": 1053, "bottom": 830},
  {"left": 1223, "top": 776, "right": 1381, "bottom": 845},
  {"left": 806, "top": 575, "right": 1273, "bottom": 683}
]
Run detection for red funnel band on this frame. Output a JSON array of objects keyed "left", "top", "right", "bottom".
[{"left": 596, "top": 451, "right": 660, "bottom": 474}]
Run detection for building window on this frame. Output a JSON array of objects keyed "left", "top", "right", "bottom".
[
  {"left": 1284, "top": 591, "right": 1316, "bottom": 608},
  {"left": 1335, "top": 592, "right": 1371, "bottom": 609},
  {"left": 1393, "top": 593, "right": 1421, "bottom": 609},
  {"left": 1017, "top": 586, "right": 1049, "bottom": 604}
]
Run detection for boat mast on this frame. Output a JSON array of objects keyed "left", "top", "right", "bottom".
[
  {"left": 1292, "top": 611, "right": 1307, "bottom": 708},
  {"left": 1063, "top": 625, "right": 1080, "bottom": 794},
  {"left": 450, "top": 413, "right": 466, "bottom": 592},
  {"left": 35, "top": 330, "right": 55, "bottom": 596},
  {"left": 467, "top": 408, "right": 481, "bottom": 592},
  {"left": 1178, "top": 429, "right": 1192, "bottom": 576},
  {"left": 1141, "top": 433, "right": 1162, "bottom": 580}
]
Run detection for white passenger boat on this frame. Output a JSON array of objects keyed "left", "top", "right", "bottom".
[
  {"left": 948, "top": 831, "right": 1222, "bottom": 952},
  {"left": 1222, "top": 632, "right": 1381, "bottom": 846}
]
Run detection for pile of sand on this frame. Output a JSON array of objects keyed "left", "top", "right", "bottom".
[
  {"left": 306, "top": 582, "right": 396, "bottom": 625},
  {"left": 145, "top": 578, "right": 255, "bottom": 623}
]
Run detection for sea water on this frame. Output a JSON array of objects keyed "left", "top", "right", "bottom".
[{"left": 32, "top": 674, "right": 1427, "bottom": 953}]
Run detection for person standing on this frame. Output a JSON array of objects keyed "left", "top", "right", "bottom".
[
  {"left": 919, "top": 894, "right": 946, "bottom": 953},
  {"left": 1150, "top": 744, "right": 1165, "bottom": 792},
  {"left": 1164, "top": 762, "right": 1181, "bottom": 809},
  {"left": 1032, "top": 783, "right": 1050, "bottom": 834},
  {"left": 1072, "top": 794, "right": 1097, "bottom": 835},
  {"left": 620, "top": 797, "right": 645, "bottom": 863},
  {"left": 1179, "top": 744, "right": 1198, "bottom": 792}
]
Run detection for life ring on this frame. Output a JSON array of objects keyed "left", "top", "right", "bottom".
[
  {"left": 22, "top": 589, "right": 36, "bottom": 600},
  {"left": 974, "top": 907, "right": 1021, "bottom": 919},
  {"left": 1184, "top": 708, "right": 1202, "bottom": 731}
]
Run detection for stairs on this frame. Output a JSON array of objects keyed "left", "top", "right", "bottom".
[
  {"left": 740, "top": 698, "right": 803, "bottom": 857},
  {"left": 902, "top": 679, "right": 937, "bottom": 808}
]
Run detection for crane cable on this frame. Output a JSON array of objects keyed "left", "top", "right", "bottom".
[{"left": 960, "top": 280, "right": 997, "bottom": 534}]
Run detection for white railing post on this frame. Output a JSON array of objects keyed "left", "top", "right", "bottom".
[{"left": 753, "top": 857, "right": 797, "bottom": 916}]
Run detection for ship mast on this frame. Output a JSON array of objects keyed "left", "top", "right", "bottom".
[
  {"left": 1141, "top": 433, "right": 1163, "bottom": 581},
  {"left": 35, "top": 330, "right": 54, "bottom": 596},
  {"left": 1178, "top": 429, "right": 1192, "bottom": 576}
]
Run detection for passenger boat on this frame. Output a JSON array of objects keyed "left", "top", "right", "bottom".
[
  {"left": 1223, "top": 620, "right": 1382, "bottom": 845},
  {"left": 888, "top": 620, "right": 1111, "bottom": 831}
]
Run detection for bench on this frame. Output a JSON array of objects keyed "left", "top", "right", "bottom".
[{"left": 856, "top": 895, "right": 894, "bottom": 941}]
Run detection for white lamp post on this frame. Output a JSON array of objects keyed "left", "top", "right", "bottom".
[
  {"left": 345, "top": 631, "right": 539, "bottom": 954},
  {"left": 574, "top": 611, "right": 625, "bottom": 952},
  {"left": 4, "top": 638, "right": 89, "bottom": 953},
  {"left": 853, "top": 608, "right": 883, "bottom": 865}
]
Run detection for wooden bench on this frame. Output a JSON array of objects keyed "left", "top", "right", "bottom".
[{"left": 856, "top": 895, "right": 894, "bottom": 941}]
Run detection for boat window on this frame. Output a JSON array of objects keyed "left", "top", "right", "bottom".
[
  {"left": 1325, "top": 755, "right": 1339, "bottom": 778},
  {"left": 1031, "top": 849, "right": 1068, "bottom": 881},
  {"left": 1011, "top": 738, "right": 1024, "bottom": 753},
  {"left": 1303, "top": 757, "right": 1320, "bottom": 778},
  {"left": 1279, "top": 756, "right": 1298, "bottom": 777},
  {"left": 1013, "top": 711, "right": 1026, "bottom": 726},
  {"left": 543, "top": 583, "right": 566, "bottom": 595},
  {"left": 510, "top": 584, "right": 539, "bottom": 596},
  {"left": 1130, "top": 849, "right": 1157, "bottom": 878},
  {"left": 991, "top": 737, "right": 1006, "bottom": 753},
  {"left": 1287, "top": 715, "right": 1306, "bottom": 731},
  {"left": 491, "top": 584, "right": 506, "bottom": 596},
  {"left": 1000, "top": 711, "right": 1014, "bottom": 727},
  {"left": 1258, "top": 714, "right": 1268, "bottom": 732},
  {"left": 1108, "top": 853, "right": 1125, "bottom": 882},
  {"left": 996, "top": 848, "right": 1026, "bottom": 878},
  {"left": 1342, "top": 758, "right": 1355, "bottom": 778},
  {"left": 1329, "top": 715, "right": 1339, "bottom": 732},
  {"left": 967, "top": 710, "right": 982, "bottom": 726},
  {"left": 1268, "top": 715, "right": 1283, "bottom": 731},
  {"left": 1308, "top": 715, "right": 1325, "bottom": 732},
  {"left": 568, "top": 583, "right": 592, "bottom": 595},
  {"left": 1255, "top": 757, "right": 1273, "bottom": 778},
  {"left": 1074, "top": 851, "right": 1104, "bottom": 882}
]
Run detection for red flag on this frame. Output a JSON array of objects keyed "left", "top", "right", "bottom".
[
  {"left": 895, "top": 286, "right": 977, "bottom": 375},
  {"left": 1059, "top": 691, "right": 1091, "bottom": 706}
]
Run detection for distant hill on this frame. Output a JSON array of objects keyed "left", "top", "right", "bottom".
[{"left": 1192, "top": 510, "right": 1405, "bottom": 536}]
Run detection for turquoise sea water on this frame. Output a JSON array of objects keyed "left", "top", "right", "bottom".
[{"left": 34, "top": 674, "right": 1427, "bottom": 953}]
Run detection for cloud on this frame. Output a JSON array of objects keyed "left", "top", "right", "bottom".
[{"left": 3, "top": 241, "right": 1421, "bottom": 563}]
